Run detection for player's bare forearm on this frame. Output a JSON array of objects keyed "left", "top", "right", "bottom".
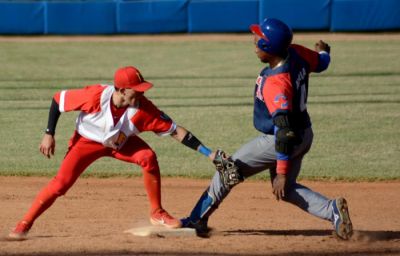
[{"left": 170, "top": 125, "right": 188, "bottom": 142}]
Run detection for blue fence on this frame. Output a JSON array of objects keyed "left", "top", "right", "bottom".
[
  {"left": 118, "top": 0, "right": 188, "bottom": 33},
  {"left": 46, "top": 1, "right": 117, "bottom": 34},
  {"left": 0, "top": 0, "right": 399, "bottom": 34},
  {"left": 0, "top": 2, "right": 45, "bottom": 34},
  {"left": 260, "top": 0, "right": 331, "bottom": 30},
  {"left": 330, "top": 0, "right": 400, "bottom": 31},
  {"left": 188, "top": 0, "right": 259, "bottom": 32}
]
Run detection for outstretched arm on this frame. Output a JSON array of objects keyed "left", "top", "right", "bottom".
[
  {"left": 291, "top": 41, "right": 331, "bottom": 73},
  {"left": 171, "top": 125, "right": 243, "bottom": 188},
  {"left": 314, "top": 40, "right": 331, "bottom": 72},
  {"left": 170, "top": 125, "right": 216, "bottom": 161},
  {"left": 39, "top": 98, "right": 61, "bottom": 159},
  {"left": 315, "top": 40, "right": 330, "bottom": 53}
]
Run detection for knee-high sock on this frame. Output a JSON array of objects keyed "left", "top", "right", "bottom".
[
  {"left": 142, "top": 168, "right": 162, "bottom": 214},
  {"left": 21, "top": 178, "right": 64, "bottom": 224},
  {"left": 19, "top": 135, "right": 105, "bottom": 226}
]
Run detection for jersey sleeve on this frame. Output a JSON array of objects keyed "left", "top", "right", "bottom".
[
  {"left": 132, "top": 97, "right": 176, "bottom": 136},
  {"left": 53, "top": 84, "right": 104, "bottom": 113},
  {"left": 290, "top": 44, "right": 330, "bottom": 73},
  {"left": 263, "top": 74, "right": 293, "bottom": 175},
  {"left": 263, "top": 73, "right": 293, "bottom": 116}
]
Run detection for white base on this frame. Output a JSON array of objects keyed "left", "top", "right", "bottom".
[{"left": 124, "top": 226, "right": 196, "bottom": 237}]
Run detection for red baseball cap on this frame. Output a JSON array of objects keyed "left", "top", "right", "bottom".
[{"left": 114, "top": 66, "right": 153, "bottom": 92}]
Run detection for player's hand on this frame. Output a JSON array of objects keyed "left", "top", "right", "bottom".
[
  {"left": 39, "top": 134, "right": 56, "bottom": 159},
  {"left": 315, "top": 40, "right": 331, "bottom": 54},
  {"left": 272, "top": 174, "right": 287, "bottom": 201},
  {"left": 208, "top": 151, "right": 217, "bottom": 161}
]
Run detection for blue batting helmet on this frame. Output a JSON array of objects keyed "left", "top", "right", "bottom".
[{"left": 250, "top": 18, "right": 293, "bottom": 55}]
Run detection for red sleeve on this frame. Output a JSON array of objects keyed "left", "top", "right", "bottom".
[
  {"left": 264, "top": 74, "right": 293, "bottom": 175},
  {"left": 132, "top": 97, "right": 175, "bottom": 135},
  {"left": 290, "top": 44, "right": 319, "bottom": 72},
  {"left": 263, "top": 73, "right": 293, "bottom": 115},
  {"left": 277, "top": 160, "right": 290, "bottom": 175},
  {"left": 53, "top": 84, "right": 104, "bottom": 113}
]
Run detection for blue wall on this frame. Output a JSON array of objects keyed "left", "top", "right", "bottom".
[
  {"left": 0, "top": 2, "right": 45, "bottom": 34},
  {"left": 260, "top": 0, "right": 331, "bottom": 30},
  {"left": 0, "top": 0, "right": 399, "bottom": 34},
  {"left": 46, "top": 1, "right": 117, "bottom": 34},
  {"left": 188, "top": 0, "right": 259, "bottom": 32},
  {"left": 118, "top": 0, "right": 188, "bottom": 33},
  {"left": 330, "top": 0, "right": 400, "bottom": 31}
]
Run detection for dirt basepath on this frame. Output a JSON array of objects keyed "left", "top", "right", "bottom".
[{"left": 0, "top": 177, "right": 399, "bottom": 256}]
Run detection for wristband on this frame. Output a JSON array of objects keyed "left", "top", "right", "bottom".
[
  {"left": 198, "top": 145, "right": 212, "bottom": 157},
  {"left": 181, "top": 132, "right": 201, "bottom": 150},
  {"left": 45, "top": 128, "right": 55, "bottom": 136}
]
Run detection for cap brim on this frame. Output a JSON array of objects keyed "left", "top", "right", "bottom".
[
  {"left": 250, "top": 24, "right": 264, "bottom": 37},
  {"left": 130, "top": 81, "right": 153, "bottom": 92}
]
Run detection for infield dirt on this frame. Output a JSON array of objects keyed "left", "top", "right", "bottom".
[{"left": 0, "top": 177, "right": 399, "bottom": 256}]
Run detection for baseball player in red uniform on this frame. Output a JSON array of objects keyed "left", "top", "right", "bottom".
[{"left": 8, "top": 66, "right": 216, "bottom": 240}]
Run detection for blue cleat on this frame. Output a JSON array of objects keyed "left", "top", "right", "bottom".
[
  {"left": 181, "top": 217, "right": 210, "bottom": 238},
  {"left": 332, "top": 197, "right": 353, "bottom": 240}
]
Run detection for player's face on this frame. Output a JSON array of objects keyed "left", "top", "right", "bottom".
[
  {"left": 253, "top": 35, "right": 269, "bottom": 63},
  {"left": 121, "top": 88, "right": 144, "bottom": 107}
]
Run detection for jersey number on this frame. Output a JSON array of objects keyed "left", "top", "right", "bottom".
[
  {"left": 295, "top": 68, "right": 307, "bottom": 112},
  {"left": 299, "top": 83, "right": 307, "bottom": 112}
]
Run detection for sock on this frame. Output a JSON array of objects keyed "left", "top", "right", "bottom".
[
  {"left": 21, "top": 185, "right": 58, "bottom": 225},
  {"left": 142, "top": 168, "right": 162, "bottom": 214}
]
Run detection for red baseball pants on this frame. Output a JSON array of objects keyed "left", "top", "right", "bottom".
[{"left": 21, "top": 132, "right": 162, "bottom": 225}]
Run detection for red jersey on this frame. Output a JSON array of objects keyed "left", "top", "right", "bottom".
[{"left": 53, "top": 84, "right": 176, "bottom": 150}]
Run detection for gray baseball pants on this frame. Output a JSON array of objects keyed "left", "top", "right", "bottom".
[{"left": 199, "top": 127, "right": 334, "bottom": 222}]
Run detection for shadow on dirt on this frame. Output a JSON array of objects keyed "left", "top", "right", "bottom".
[
  {"left": 351, "top": 230, "right": 400, "bottom": 242},
  {"left": 1, "top": 230, "right": 400, "bottom": 256},
  {"left": 223, "top": 229, "right": 332, "bottom": 237},
  {"left": 223, "top": 229, "right": 400, "bottom": 242}
]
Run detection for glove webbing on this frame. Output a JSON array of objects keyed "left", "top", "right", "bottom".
[{"left": 213, "top": 150, "right": 243, "bottom": 189}]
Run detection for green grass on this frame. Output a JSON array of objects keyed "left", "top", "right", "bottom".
[{"left": 0, "top": 37, "right": 399, "bottom": 180}]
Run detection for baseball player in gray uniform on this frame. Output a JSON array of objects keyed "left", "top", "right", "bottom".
[{"left": 181, "top": 18, "right": 353, "bottom": 240}]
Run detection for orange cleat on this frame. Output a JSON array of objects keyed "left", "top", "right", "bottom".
[
  {"left": 150, "top": 209, "right": 182, "bottom": 229},
  {"left": 8, "top": 221, "right": 32, "bottom": 241}
]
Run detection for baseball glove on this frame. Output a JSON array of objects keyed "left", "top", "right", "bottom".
[{"left": 213, "top": 150, "right": 243, "bottom": 189}]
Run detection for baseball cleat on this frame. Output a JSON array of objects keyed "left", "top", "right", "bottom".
[
  {"left": 332, "top": 197, "right": 353, "bottom": 240},
  {"left": 7, "top": 221, "right": 32, "bottom": 241},
  {"left": 150, "top": 209, "right": 181, "bottom": 229},
  {"left": 181, "top": 217, "right": 210, "bottom": 238}
]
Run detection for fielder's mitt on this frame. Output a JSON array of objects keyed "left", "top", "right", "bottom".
[{"left": 213, "top": 150, "right": 243, "bottom": 189}]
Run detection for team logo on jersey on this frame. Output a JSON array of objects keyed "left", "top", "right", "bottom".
[
  {"left": 114, "top": 132, "right": 127, "bottom": 147},
  {"left": 160, "top": 112, "right": 171, "bottom": 121},
  {"left": 256, "top": 76, "right": 263, "bottom": 86},
  {"left": 255, "top": 76, "right": 264, "bottom": 101},
  {"left": 274, "top": 94, "right": 289, "bottom": 109}
]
